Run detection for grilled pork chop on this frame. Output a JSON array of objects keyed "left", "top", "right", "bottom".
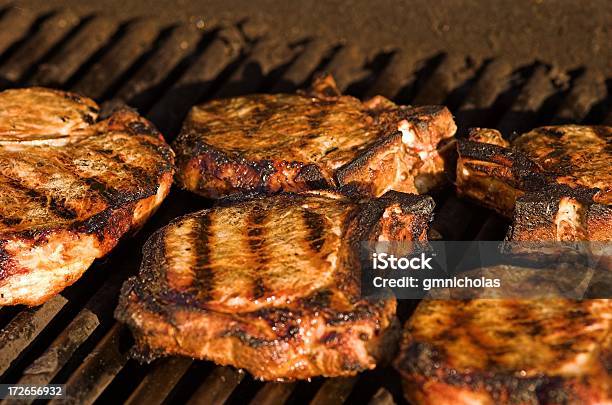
[
  {"left": 116, "top": 190, "right": 434, "bottom": 380},
  {"left": 0, "top": 88, "right": 174, "bottom": 306},
  {"left": 457, "top": 126, "right": 611, "bottom": 241},
  {"left": 173, "top": 74, "right": 456, "bottom": 198},
  {"left": 394, "top": 299, "right": 612, "bottom": 404},
  {"left": 396, "top": 125, "right": 612, "bottom": 404}
]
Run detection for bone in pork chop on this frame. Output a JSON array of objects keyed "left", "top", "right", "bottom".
[
  {"left": 0, "top": 88, "right": 174, "bottom": 306},
  {"left": 116, "top": 190, "right": 434, "bottom": 380},
  {"left": 173, "top": 74, "right": 456, "bottom": 198},
  {"left": 395, "top": 125, "right": 612, "bottom": 404},
  {"left": 456, "top": 125, "right": 611, "bottom": 241}
]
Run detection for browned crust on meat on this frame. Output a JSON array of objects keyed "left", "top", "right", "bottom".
[
  {"left": 507, "top": 192, "right": 612, "bottom": 242},
  {"left": 336, "top": 106, "right": 456, "bottom": 197},
  {"left": 456, "top": 135, "right": 544, "bottom": 217},
  {"left": 173, "top": 75, "right": 456, "bottom": 198},
  {"left": 456, "top": 126, "right": 611, "bottom": 220},
  {"left": 439, "top": 126, "right": 612, "bottom": 405},
  {"left": 116, "top": 190, "right": 434, "bottom": 380},
  {"left": 457, "top": 127, "right": 611, "bottom": 245},
  {"left": 0, "top": 88, "right": 174, "bottom": 306},
  {"left": 394, "top": 299, "right": 612, "bottom": 405}
]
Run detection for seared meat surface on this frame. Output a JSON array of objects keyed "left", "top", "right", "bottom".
[
  {"left": 395, "top": 299, "right": 612, "bottom": 405},
  {"left": 0, "top": 88, "right": 174, "bottom": 306},
  {"left": 457, "top": 125, "right": 611, "bottom": 240},
  {"left": 173, "top": 74, "right": 456, "bottom": 198},
  {"left": 116, "top": 190, "right": 434, "bottom": 380},
  {"left": 394, "top": 124, "right": 612, "bottom": 404}
]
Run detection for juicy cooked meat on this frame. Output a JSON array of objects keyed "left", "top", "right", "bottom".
[
  {"left": 395, "top": 124, "right": 612, "bottom": 404},
  {"left": 116, "top": 190, "right": 434, "bottom": 380},
  {"left": 457, "top": 125, "right": 610, "bottom": 210},
  {"left": 394, "top": 299, "right": 612, "bottom": 405},
  {"left": 457, "top": 125, "right": 611, "bottom": 241},
  {"left": 0, "top": 88, "right": 174, "bottom": 306},
  {"left": 173, "top": 74, "right": 456, "bottom": 198}
]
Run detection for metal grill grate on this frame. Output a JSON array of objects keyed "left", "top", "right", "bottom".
[{"left": 0, "top": 7, "right": 609, "bottom": 405}]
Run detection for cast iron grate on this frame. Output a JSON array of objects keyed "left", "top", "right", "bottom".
[{"left": 0, "top": 7, "right": 609, "bottom": 405}]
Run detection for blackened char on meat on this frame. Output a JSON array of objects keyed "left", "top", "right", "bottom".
[
  {"left": 116, "top": 190, "right": 434, "bottom": 381},
  {"left": 0, "top": 88, "right": 174, "bottom": 306},
  {"left": 395, "top": 125, "right": 612, "bottom": 404},
  {"left": 394, "top": 299, "right": 612, "bottom": 404},
  {"left": 456, "top": 125, "right": 611, "bottom": 241},
  {"left": 173, "top": 74, "right": 456, "bottom": 198}
]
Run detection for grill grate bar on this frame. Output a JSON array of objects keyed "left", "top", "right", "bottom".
[
  {"left": 0, "top": 296, "right": 67, "bottom": 377},
  {"left": 0, "top": 10, "right": 79, "bottom": 84},
  {"left": 125, "top": 357, "right": 193, "bottom": 405},
  {"left": 31, "top": 16, "right": 119, "bottom": 87},
  {"left": 454, "top": 58, "right": 514, "bottom": 133},
  {"left": 53, "top": 324, "right": 129, "bottom": 405},
  {"left": 368, "top": 388, "right": 396, "bottom": 405},
  {"left": 250, "top": 382, "right": 297, "bottom": 405},
  {"left": 459, "top": 59, "right": 514, "bottom": 112},
  {"left": 186, "top": 366, "right": 245, "bottom": 405},
  {"left": 497, "top": 64, "right": 557, "bottom": 136},
  {"left": 71, "top": 19, "right": 159, "bottom": 99},
  {"left": 269, "top": 38, "right": 333, "bottom": 93},
  {"left": 320, "top": 44, "right": 369, "bottom": 92},
  {"left": 0, "top": 7, "right": 35, "bottom": 60},
  {"left": 309, "top": 376, "right": 359, "bottom": 405},
  {"left": 147, "top": 25, "right": 244, "bottom": 137},
  {"left": 411, "top": 54, "right": 482, "bottom": 107},
  {"left": 551, "top": 68, "right": 607, "bottom": 124},
  {"left": 363, "top": 50, "right": 419, "bottom": 100},
  {"left": 6, "top": 309, "right": 100, "bottom": 405},
  {"left": 213, "top": 36, "right": 296, "bottom": 99},
  {"left": 14, "top": 269, "right": 133, "bottom": 382},
  {"left": 115, "top": 24, "right": 201, "bottom": 110}
]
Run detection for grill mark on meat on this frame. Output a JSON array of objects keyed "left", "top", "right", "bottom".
[
  {"left": 1, "top": 147, "right": 135, "bottom": 212},
  {"left": 395, "top": 299, "right": 612, "bottom": 403},
  {"left": 81, "top": 177, "right": 122, "bottom": 204},
  {"left": 247, "top": 205, "right": 269, "bottom": 300},
  {"left": 0, "top": 173, "right": 78, "bottom": 220},
  {"left": 307, "top": 108, "right": 330, "bottom": 130},
  {"left": 107, "top": 152, "right": 158, "bottom": 194},
  {"left": 116, "top": 191, "right": 431, "bottom": 380},
  {"left": 0, "top": 153, "right": 105, "bottom": 216},
  {"left": 0, "top": 215, "right": 21, "bottom": 226},
  {"left": 0, "top": 88, "right": 174, "bottom": 306},
  {"left": 0, "top": 240, "right": 21, "bottom": 283},
  {"left": 173, "top": 75, "right": 456, "bottom": 198},
  {"left": 68, "top": 144, "right": 161, "bottom": 204},
  {"left": 43, "top": 153, "right": 124, "bottom": 206},
  {"left": 302, "top": 209, "right": 326, "bottom": 252},
  {"left": 127, "top": 120, "right": 158, "bottom": 137},
  {"left": 192, "top": 213, "right": 214, "bottom": 302},
  {"left": 220, "top": 328, "right": 272, "bottom": 348}
]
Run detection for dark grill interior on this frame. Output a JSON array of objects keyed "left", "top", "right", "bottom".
[{"left": 0, "top": 7, "right": 610, "bottom": 405}]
